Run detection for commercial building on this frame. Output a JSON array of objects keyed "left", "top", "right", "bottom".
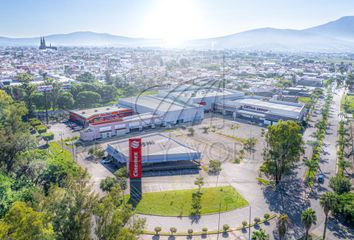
[
  {"left": 106, "top": 133, "right": 201, "bottom": 169},
  {"left": 119, "top": 95, "right": 204, "bottom": 126},
  {"left": 215, "top": 98, "right": 306, "bottom": 125},
  {"left": 157, "top": 88, "right": 245, "bottom": 111},
  {"left": 69, "top": 106, "right": 133, "bottom": 127},
  {"left": 80, "top": 113, "right": 162, "bottom": 141}
]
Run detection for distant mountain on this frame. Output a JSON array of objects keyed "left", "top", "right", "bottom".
[
  {"left": 1, "top": 16, "right": 354, "bottom": 52},
  {"left": 186, "top": 16, "right": 354, "bottom": 52}
]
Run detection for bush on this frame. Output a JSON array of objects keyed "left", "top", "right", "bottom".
[
  {"left": 202, "top": 227, "right": 208, "bottom": 233},
  {"left": 170, "top": 227, "right": 177, "bottom": 235},
  {"left": 254, "top": 217, "right": 261, "bottom": 224},
  {"left": 264, "top": 213, "right": 270, "bottom": 220},
  {"left": 242, "top": 221, "right": 248, "bottom": 228},
  {"left": 208, "top": 160, "right": 222, "bottom": 173},
  {"left": 29, "top": 118, "right": 42, "bottom": 126},
  {"left": 223, "top": 224, "right": 230, "bottom": 232},
  {"left": 154, "top": 226, "right": 162, "bottom": 235},
  {"left": 99, "top": 176, "right": 116, "bottom": 192},
  {"left": 187, "top": 229, "right": 193, "bottom": 235},
  {"left": 36, "top": 124, "right": 47, "bottom": 134},
  {"left": 42, "top": 132, "right": 54, "bottom": 143},
  {"left": 330, "top": 175, "right": 352, "bottom": 195}
]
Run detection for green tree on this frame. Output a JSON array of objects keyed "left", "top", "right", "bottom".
[
  {"left": 76, "top": 91, "right": 101, "bottom": 108},
  {"left": 17, "top": 73, "right": 36, "bottom": 117},
  {"left": 94, "top": 185, "right": 145, "bottom": 240},
  {"left": 0, "top": 90, "right": 34, "bottom": 172},
  {"left": 0, "top": 201, "right": 54, "bottom": 240},
  {"left": 329, "top": 175, "right": 352, "bottom": 195},
  {"left": 100, "top": 176, "right": 116, "bottom": 192},
  {"left": 76, "top": 72, "right": 96, "bottom": 83},
  {"left": 277, "top": 214, "right": 289, "bottom": 240},
  {"left": 262, "top": 120, "right": 304, "bottom": 184},
  {"left": 58, "top": 92, "right": 74, "bottom": 110},
  {"left": 251, "top": 228, "right": 269, "bottom": 240},
  {"left": 114, "top": 167, "right": 128, "bottom": 191},
  {"left": 243, "top": 137, "right": 257, "bottom": 152},
  {"left": 31, "top": 92, "right": 46, "bottom": 110},
  {"left": 194, "top": 176, "right": 204, "bottom": 192},
  {"left": 43, "top": 177, "right": 98, "bottom": 240},
  {"left": 208, "top": 160, "right": 222, "bottom": 174},
  {"left": 320, "top": 192, "right": 338, "bottom": 240},
  {"left": 301, "top": 208, "right": 317, "bottom": 240}
]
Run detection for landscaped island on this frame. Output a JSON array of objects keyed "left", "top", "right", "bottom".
[{"left": 133, "top": 186, "right": 248, "bottom": 216}]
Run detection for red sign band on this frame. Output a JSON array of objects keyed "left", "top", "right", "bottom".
[{"left": 129, "top": 138, "right": 142, "bottom": 179}]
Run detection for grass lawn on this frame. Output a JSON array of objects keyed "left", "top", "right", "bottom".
[
  {"left": 48, "top": 142, "right": 74, "bottom": 161},
  {"left": 298, "top": 96, "right": 311, "bottom": 104},
  {"left": 133, "top": 186, "right": 248, "bottom": 216}
]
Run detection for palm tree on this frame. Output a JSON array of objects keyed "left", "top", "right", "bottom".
[
  {"left": 251, "top": 228, "right": 269, "bottom": 240},
  {"left": 301, "top": 208, "right": 317, "bottom": 240},
  {"left": 320, "top": 192, "right": 338, "bottom": 240},
  {"left": 277, "top": 214, "right": 289, "bottom": 240}
]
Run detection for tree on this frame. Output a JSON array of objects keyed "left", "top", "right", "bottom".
[
  {"left": 329, "top": 175, "right": 352, "bottom": 195},
  {"left": 301, "top": 208, "right": 317, "bottom": 240},
  {"left": 17, "top": 73, "right": 36, "bottom": 117},
  {"left": 208, "top": 160, "right": 222, "bottom": 174},
  {"left": 94, "top": 185, "right": 145, "bottom": 240},
  {"left": 0, "top": 201, "right": 54, "bottom": 240},
  {"left": 43, "top": 177, "right": 98, "bottom": 240},
  {"left": 170, "top": 227, "right": 177, "bottom": 236},
  {"left": 191, "top": 191, "right": 202, "bottom": 216},
  {"left": 277, "top": 214, "right": 289, "bottom": 240},
  {"left": 114, "top": 167, "right": 128, "bottom": 191},
  {"left": 262, "top": 120, "right": 304, "bottom": 184},
  {"left": 97, "top": 84, "right": 118, "bottom": 103},
  {"left": 251, "top": 228, "right": 269, "bottom": 240},
  {"left": 76, "top": 72, "right": 96, "bottom": 83},
  {"left": 188, "top": 127, "right": 195, "bottom": 136},
  {"left": 88, "top": 145, "right": 105, "bottom": 159},
  {"left": 58, "top": 92, "right": 74, "bottom": 110},
  {"left": 194, "top": 176, "right": 204, "bottom": 192},
  {"left": 243, "top": 137, "right": 257, "bottom": 152},
  {"left": 31, "top": 92, "right": 46, "bottom": 110},
  {"left": 320, "top": 192, "right": 338, "bottom": 240},
  {"left": 154, "top": 226, "right": 162, "bottom": 235},
  {"left": 0, "top": 90, "right": 34, "bottom": 172},
  {"left": 42, "top": 132, "right": 54, "bottom": 145},
  {"left": 100, "top": 176, "right": 116, "bottom": 192},
  {"left": 76, "top": 91, "right": 101, "bottom": 108}
]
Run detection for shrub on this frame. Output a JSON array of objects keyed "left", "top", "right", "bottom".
[
  {"left": 187, "top": 229, "right": 193, "bottom": 235},
  {"left": 254, "top": 217, "right": 261, "bottom": 224},
  {"left": 99, "top": 176, "right": 116, "bottom": 192},
  {"left": 242, "top": 221, "right": 248, "bottom": 228},
  {"left": 42, "top": 132, "right": 54, "bottom": 143},
  {"left": 29, "top": 118, "right": 42, "bottom": 126},
  {"left": 264, "top": 213, "right": 270, "bottom": 220},
  {"left": 223, "top": 224, "right": 230, "bottom": 232},
  {"left": 170, "top": 227, "right": 177, "bottom": 235},
  {"left": 36, "top": 124, "right": 47, "bottom": 134},
  {"left": 154, "top": 226, "right": 162, "bottom": 235},
  {"left": 208, "top": 160, "right": 222, "bottom": 173},
  {"left": 202, "top": 227, "right": 208, "bottom": 233}
]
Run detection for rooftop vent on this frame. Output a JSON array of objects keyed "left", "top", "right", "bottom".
[
  {"left": 106, "top": 108, "right": 110, "bottom": 110},
  {"left": 81, "top": 112, "right": 85, "bottom": 114},
  {"left": 94, "top": 110, "right": 98, "bottom": 112}
]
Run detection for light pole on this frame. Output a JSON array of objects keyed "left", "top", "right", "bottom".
[{"left": 248, "top": 205, "right": 252, "bottom": 240}]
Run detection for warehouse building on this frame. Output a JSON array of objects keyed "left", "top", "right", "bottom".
[
  {"left": 215, "top": 98, "right": 306, "bottom": 125},
  {"left": 69, "top": 106, "right": 133, "bottom": 127},
  {"left": 106, "top": 133, "right": 201, "bottom": 170},
  {"left": 80, "top": 113, "right": 162, "bottom": 141},
  {"left": 119, "top": 95, "right": 204, "bottom": 126},
  {"left": 157, "top": 88, "right": 245, "bottom": 111}
]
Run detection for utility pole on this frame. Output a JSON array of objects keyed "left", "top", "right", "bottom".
[{"left": 216, "top": 202, "right": 222, "bottom": 240}]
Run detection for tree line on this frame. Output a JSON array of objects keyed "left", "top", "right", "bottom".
[{"left": 0, "top": 90, "right": 144, "bottom": 239}]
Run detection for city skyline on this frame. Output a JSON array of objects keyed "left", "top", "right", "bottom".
[{"left": 1, "top": 0, "right": 354, "bottom": 42}]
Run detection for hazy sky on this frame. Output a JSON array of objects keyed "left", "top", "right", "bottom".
[{"left": 1, "top": 0, "right": 354, "bottom": 40}]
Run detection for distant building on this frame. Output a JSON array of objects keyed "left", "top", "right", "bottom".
[{"left": 39, "top": 37, "right": 57, "bottom": 50}]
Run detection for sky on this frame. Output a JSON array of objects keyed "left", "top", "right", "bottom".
[{"left": 1, "top": 0, "right": 354, "bottom": 41}]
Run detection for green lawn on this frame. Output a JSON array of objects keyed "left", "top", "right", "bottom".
[
  {"left": 133, "top": 186, "right": 248, "bottom": 216},
  {"left": 298, "top": 96, "right": 311, "bottom": 104}
]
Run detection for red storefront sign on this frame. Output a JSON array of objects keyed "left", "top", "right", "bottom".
[{"left": 129, "top": 138, "right": 142, "bottom": 179}]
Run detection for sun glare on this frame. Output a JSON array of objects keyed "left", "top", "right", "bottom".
[{"left": 142, "top": 0, "right": 202, "bottom": 47}]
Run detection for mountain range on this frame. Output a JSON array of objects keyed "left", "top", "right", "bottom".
[{"left": 1, "top": 16, "right": 354, "bottom": 52}]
